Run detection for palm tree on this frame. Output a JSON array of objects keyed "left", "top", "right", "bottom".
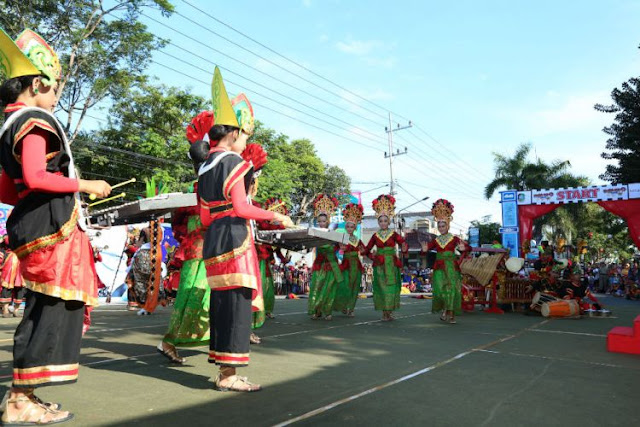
[{"left": 484, "top": 143, "right": 572, "bottom": 199}]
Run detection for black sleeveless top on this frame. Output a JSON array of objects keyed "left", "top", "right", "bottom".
[{"left": 0, "top": 105, "right": 77, "bottom": 258}]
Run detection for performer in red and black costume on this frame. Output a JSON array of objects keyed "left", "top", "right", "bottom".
[
  {"left": 0, "top": 240, "right": 25, "bottom": 318},
  {"left": 199, "top": 67, "right": 293, "bottom": 392},
  {"left": 0, "top": 28, "right": 111, "bottom": 424}
]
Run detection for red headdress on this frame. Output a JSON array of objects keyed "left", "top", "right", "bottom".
[
  {"left": 241, "top": 143, "right": 268, "bottom": 172},
  {"left": 185, "top": 111, "right": 214, "bottom": 144}
]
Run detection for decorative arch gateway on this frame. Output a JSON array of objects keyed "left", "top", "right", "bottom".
[{"left": 499, "top": 183, "right": 640, "bottom": 257}]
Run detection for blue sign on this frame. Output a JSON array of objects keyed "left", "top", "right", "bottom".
[
  {"left": 502, "top": 233, "right": 519, "bottom": 258},
  {"left": 469, "top": 227, "right": 480, "bottom": 247},
  {"left": 0, "top": 203, "right": 13, "bottom": 237},
  {"left": 500, "top": 190, "right": 520, "bottom": 257},
  {"left": 499, "top": 226, "right": 519, "bottom": 234},
  {"left": 501, "top": 190, "right": 517, "bottom": 202}
]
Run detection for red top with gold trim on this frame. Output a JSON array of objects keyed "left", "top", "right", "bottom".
[
  {"left": 0, "top": 103, "right": 99, "bottom": 305},
  {"left": 341, "top": 236, "right": 365, "bottom": 272},
  {"left": 422, "top": 234, "right": 470, "bottom": 271},
  {"left": 365, "top": 230, "right": 407, "bottom": 268}
]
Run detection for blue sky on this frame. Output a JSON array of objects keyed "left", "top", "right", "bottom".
[{"left": 133, "top": 0, "right": 640, "bottom": 234}]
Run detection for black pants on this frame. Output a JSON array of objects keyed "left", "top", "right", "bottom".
[
  {"left": 13, "top": 291, "right": 84, "bottom": 388},
  {"left": 209, "top": 287, "right": 252, "bottom": 367},
  {"left": 0, "top": 287, "right": 26, "bottom": 304}
]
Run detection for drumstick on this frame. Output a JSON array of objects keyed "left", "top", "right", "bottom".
[
  {"left": 267, "top": 201, "right": 285, "bottom": 211},
  {"left": 89, "top": 178, "right": 136, "bottom": 200},
  {"left": 89, "top": 192, "right": 126, "bottom": 207}
]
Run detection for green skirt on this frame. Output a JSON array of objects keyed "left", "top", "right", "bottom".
[
  {"left": 252, "top": 260, "right": 271, "bottom": 329},
  {"left": 334, "top": 256, "right": 361, "bottom": 312},
  {"left": 163, "top": 258, "right": 210, "bottom": 347},
  {"left": 431, "top": 255, "right": 462, "bottom": 314},
  {"left": 372, "top": 249, "right": 401, "bottom": 311},
  {"left": 308, "top": 269, "right": 340, "bottom": 316}
]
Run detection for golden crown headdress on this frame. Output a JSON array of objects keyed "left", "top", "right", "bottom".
[
  {"left": 372, "top": 194, "right": 395, "bottom": 219},
  {"left": 342, "top": 202, "right": 363, "bottom": 225},
  {"left": 313, "top": 194, "right": 338, "bottom": 219},
  {"left": 431, "top": 198, "right": 454, "bottom": 225},
  {"left": 264, "top": 197, "right": 288, "bottom": 216}
]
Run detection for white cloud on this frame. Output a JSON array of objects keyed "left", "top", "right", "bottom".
[
  {"left": 336, "top": 39, "right": 384, "bottom": 56},
  {"left": 529, "top": 92, "right": 610, "bottom": 135},
  {"left": 318, "top": 34, "right": 329, "bottom": 43},
  {"left": 302, "top": 0, "right": 312, "bottom": 7}
]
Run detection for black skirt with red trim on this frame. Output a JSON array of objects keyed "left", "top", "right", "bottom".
[{"left": 12, "top": 291, "right": 84, "bottom": 388}]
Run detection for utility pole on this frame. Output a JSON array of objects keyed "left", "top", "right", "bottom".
[{"left": 384, "top": 113, "right": 412, "bottom": 196}]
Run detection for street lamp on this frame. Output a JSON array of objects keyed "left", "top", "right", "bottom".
[{"left": 396, "top": 196, "right": 430, "bottom": 231}]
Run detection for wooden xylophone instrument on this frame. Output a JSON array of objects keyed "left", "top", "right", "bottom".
[{"left": 87, "top": 193, "right": 197, "bottom": 226}]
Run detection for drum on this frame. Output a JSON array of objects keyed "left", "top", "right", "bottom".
[
  {"left": 541, "top": 300, "right": 580, "bottom": 318},
  {"left": 530, "top": 292, "right": 558, "bottom": 310}
]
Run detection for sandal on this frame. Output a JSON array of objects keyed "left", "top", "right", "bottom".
[
  {"left": 214, "top": 374, "right": 262, "bottom": 393},
  {"left": 266, "top": 313, "right": 275, "bottom": 319},
  {"left": 249, "top": 332, "right": 262, "bottom": 345},
  {"left": 156, "top": 343, "right": 186, "bottom": 364},
  {"left": 440, "top": 311, "right": 448, "bottom": 322},
  {"left": 324, "top": 315, "right": 332, "bottom": 321},
  {"left": 449, "top": 317, "right": 457, "bottom": 324},
  {"left": 1, "top": 394, "right": 73, "bottom": 426},
  {"left": 5, "top": 391, "right": 63, "bottom": 412},
  {"left": 347, "top": 311, "right": 355, "bottom": 318}
]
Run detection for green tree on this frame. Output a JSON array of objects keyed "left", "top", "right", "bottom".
[
  {"left": 484, "top": 143, "right": 571, "bottom": 199},
  {"left": 74, "top": 82, "right": 208, "bottom": 199},
  {"left": 253, "top": 122, "right": 351, "bottom": 223},
  {"left": 595, "top": 71, "right": 640, "bottom": 184},
  {"left": 0, "top": 0, "right": 174, "bottom": 141},
  {"left": 469, "top": 216, "right": 501, "bottom": 245}
]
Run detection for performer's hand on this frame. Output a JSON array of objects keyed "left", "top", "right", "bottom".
[
  {"left": 274, "top": 213, "right": 295, "bottom": 228},
  {"left": 79, "top": 179, "right": 112, "bottom": 198},
  {"left": 456, "top": 242, "right": 467, "bottom": 251},
  {"left": 402, "top": 242, "right": 408, "bottom": 252},
  {"left": 420, "top": 241, "right": 429, "bottom": 252}
]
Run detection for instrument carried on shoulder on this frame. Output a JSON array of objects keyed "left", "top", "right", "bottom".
[
  {"left": 87, "top": 193, "right": 197, "bottom": 226},
  {"left": 255, "top": 227, "right": 349, "bottom": 252},
  {"left": 541, "top": 299, "right": 580, "bottom": 318}
]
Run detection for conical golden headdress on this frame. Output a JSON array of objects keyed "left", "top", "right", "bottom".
[
  {"left": 211, "top": 66, "right": 255, "bottom": 135},
  {"left": 0, "top": 28, "right": 61, "bottom": 87}
]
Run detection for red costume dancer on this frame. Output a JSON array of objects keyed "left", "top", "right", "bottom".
[
  {"left": 0, "top": 246, "right": 24, "bottom": 317},
  {"left": 0, "top": 27, "right": 111, "bottom": 424},
  {"left": 365, "top": 195, "right": 408, "bottom": 321},
  {"left": 198, "top": 67, "right": 293, "bottom": 392}
]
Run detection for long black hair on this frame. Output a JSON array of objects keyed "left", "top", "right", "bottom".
[
  {"left": 189, "top": 139, "right": 210, "bottom": 172},
  {"left": 207, "top": 124, "right": 239, "bottom": 144},
  {"left": 0, "top": 75, "right": 38, "bottom": 107}
]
